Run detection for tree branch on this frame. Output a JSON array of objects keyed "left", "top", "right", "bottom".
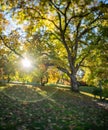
[
  {"left": 64, "top": 1, "right": 71, "bottom": 15},
  {"left": 66, "top": 12, "right": 90, "bottom": 29},
  {"left": 47, "top": 32, "right": 62, "bottom": 42},
  {"left": 50, "top": 0, "right": 64, "bottom": 16},
  {"left": 78, "top": 15, "right": 100, "bottom": 39},
  {"left": 79, "top": 40, "right": 89, "bottom": 46},
  {"left": 78, "top": 26, "right": 97, "bottom": 39},
  {"left": 57, "top": 66, "right": 70, "bottom": 76},
  {"left": 76, "top": 53, "right": 89, "bottom": 71},
  {"left": 45, "top": 62, "right": 70, "bottom": 76},
  {"left": 36, "top": 16, "right": 60, "bottom": 30},
  {"left": 74, "top": 19, "right": 82, "bottom": 61},
  {"left": 0, "top": 36, "right": 24, "bottom": 59},
  {"left": 57, "top": 12, "right": 62, "bottom": 31},
  {"left": 80, "top": 65, "right": 91, "bottom": 68},
  {"left": 63, "top": 2, "right": 71, "bottom": 33}
]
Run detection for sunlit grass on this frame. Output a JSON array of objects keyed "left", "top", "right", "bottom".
[
  {"left": 80, "top": 91, "right": 95, "bottom": 98},
  {"left": 80, "top": 91, "right": 108, "bottom": 100},
  {"left": 0, "top": 85, "right": 8, "bottom": 91}
]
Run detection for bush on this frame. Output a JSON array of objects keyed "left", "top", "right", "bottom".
[
  {"left": 92, "top": 87, "right": 102, "bottom": 99},
  {"left": 0, "top": 81, "right": 6, "bottom": 86},
  {"left": 79, "top": 86, "right": 95, "bottom": 93},
  {"left": 102, "top": 87, "right": 108, "bottom": 98},
  {"left": 92, "top": 86, "right": 108, "bottom": 100}
]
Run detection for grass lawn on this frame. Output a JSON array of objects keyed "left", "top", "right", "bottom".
[{"left": 0, "top": 84, "right": 108, "bottom": 130}]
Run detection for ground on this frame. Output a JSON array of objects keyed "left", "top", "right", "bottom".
[{"left": 0, "top": 84, "right": 108, "bottom": 130}]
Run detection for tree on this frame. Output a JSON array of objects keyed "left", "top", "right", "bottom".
[{"left": 1, "top": 0, "right": 108, "bottom": 92}]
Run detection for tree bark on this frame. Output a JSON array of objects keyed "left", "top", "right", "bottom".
[{"left": 70, "top": 74, "right": 79, "bottom": 92}]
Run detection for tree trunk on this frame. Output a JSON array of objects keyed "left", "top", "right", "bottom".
[
  {"left": 7, "top": 74, "right": 10, "bottom": 83},
  {"left": 70, "top": 74, "right": 79, "bottom": 92},
  {"left": 40, "top": 75, "right": 48, "bottom": 86}
]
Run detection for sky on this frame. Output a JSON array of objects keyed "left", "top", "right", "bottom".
[
  {"left": 3, "top": 11, "right": 25, "bottom": 35},
  {"left": 98, "top": 0, "right": 108, "bottom": 3}
]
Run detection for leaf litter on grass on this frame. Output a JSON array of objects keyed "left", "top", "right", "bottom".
[{"left": 0, "top": 84, "right": 108, "bottom": 130}]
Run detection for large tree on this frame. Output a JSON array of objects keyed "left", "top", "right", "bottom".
[{"left": 1, "top": 0, "right": 108, "bottom": 92}]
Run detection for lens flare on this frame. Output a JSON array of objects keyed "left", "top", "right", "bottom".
[{"left": 22, "top": 58, "right": 31, "bottom": 68}]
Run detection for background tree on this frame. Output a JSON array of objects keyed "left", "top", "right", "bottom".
[{"left": 81, "top": 3, "right": 108, "bottom": 86}]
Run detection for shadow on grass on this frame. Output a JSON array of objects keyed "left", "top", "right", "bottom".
[{"left": 0, "top": 84, "right": 108, "bottom": 130}]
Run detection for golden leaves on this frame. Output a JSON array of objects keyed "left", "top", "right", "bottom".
[{"left": 0, "top": 13, "right": 9, "bottom": 33}]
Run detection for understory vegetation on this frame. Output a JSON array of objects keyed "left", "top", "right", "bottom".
[{"left": 0, "top": 85, "right": 108, "bottom": 130}]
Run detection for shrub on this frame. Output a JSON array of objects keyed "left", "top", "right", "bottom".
[
  {"left": 92, "top": 87, "right": 102, "bottom": 99},
  {"left": 102, "top": 87, "right": 108, "bottom": 99},
  {"left": 0, "top": 81, "right": 6, "bottom": 86}
]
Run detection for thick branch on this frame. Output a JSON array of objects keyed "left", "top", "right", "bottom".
[{"left": 74, "top": 19, "right": 82, "bottom": 61}]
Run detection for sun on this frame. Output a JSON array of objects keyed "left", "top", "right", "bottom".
[{"left": 22, "top": 58, "right": 31, "bottom": 68}]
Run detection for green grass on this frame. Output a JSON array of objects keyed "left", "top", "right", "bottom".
[{"left": 0, "top": 84, "right": 108, "bottom": 130}]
